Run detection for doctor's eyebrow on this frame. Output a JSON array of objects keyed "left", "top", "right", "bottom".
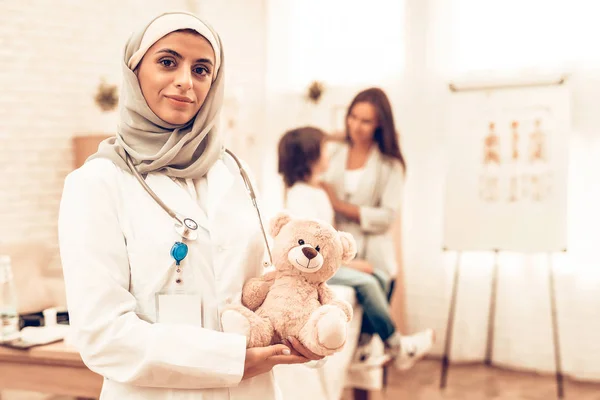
[{"left": 156, "top": 49, "right": 214, "bottom": 66}]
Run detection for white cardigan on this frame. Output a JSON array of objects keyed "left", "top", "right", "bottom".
[{"left": 323, "top": 142, "right": 405, "bottom": 278}]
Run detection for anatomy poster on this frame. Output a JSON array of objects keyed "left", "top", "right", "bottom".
[{"left": 443, "top": 85, "right": 570, "bottom": 252}]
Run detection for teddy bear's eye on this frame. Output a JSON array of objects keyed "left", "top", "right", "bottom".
[
  {"left": 315, "top": 245, "right": 321, "bottom": 252},
  {"left": 298, "top": 239, "right": 305, "bottom": 245}
]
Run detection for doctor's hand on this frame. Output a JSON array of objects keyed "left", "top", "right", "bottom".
[
  {"left": 283, "top": 337, "right": 324, "bottom": 361},
  {"left": 242, "top": 344, "right": 309, "bottom": 380}
]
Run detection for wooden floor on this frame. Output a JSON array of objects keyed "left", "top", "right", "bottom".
[
  {"left": 3, "top": 359, "right": 600, "bottom": 399},
  {"left": 343, "top": 359, "right": 600, "bottom": 400}
]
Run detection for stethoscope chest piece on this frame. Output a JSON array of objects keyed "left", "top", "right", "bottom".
[
  {"left": 126, "top": 150, "right": 273, "bottom": 267},
  {"left": 175, "top": 217, "right": 198, "bottom": 241}
]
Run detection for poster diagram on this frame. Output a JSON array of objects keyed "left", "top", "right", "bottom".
[
  {"left": 443, "top": 85, "right": 570, "bottom": 252},
  {"left": 479, "top": 116, "right": 554, "bottom": 204}
]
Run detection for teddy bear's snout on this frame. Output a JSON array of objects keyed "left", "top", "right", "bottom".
[
  {"left": 288, "top": 245, "right": 324, "bottom": 272},
  {"left": 302, "top": 247, "right": 318, "bottom": 260}
]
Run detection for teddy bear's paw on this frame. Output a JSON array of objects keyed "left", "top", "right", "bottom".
[
  {"left": 316, "top": 306, "right": 348, "bottom": 352},
  {"left": 221, "top": 309, "right": 250, "bottom": 340}
]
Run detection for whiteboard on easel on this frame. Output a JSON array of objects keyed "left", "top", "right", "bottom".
[{"left": 443, "top": 84, "right": 570, "bottom": 252}]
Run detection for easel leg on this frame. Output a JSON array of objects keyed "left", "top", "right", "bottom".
[
  {"left": 548, "top": 254, "right": 565, "bottom": 399},
  {"left": 485, "top": 249, "right": 500, "bottom": 366},
  {"left": 382, "top": 364, "right": 389, "bottom": 392},
  {"left": 353, "top": 388, "right": 369, "bottom": 400},
  {"left": 440, "top": 251, "right": 462, "bottom": 389}
]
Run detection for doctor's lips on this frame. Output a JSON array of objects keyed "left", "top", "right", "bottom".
[{"left": 165, "top": 94, "right": 194, "bottom": 103}]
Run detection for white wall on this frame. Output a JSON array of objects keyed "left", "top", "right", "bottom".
[
  {"left": 262, "top": 0, "right": 407, "bottom": 217},
  {"left": 0, "top": 0, "right": 268, "bottom": 272},
  {"left": 197, "top": 0, "right": 268, "bottom": 184},
  {"left": 3, "top": 0, "right": 600, "bottom": 382},
  {"left": 399, "top": 0, "right": 600, "bottom": 381},
  {"left": 0, "top": 0, "right": 196, "bottom": 271},
  {"left": 262, "top": 0, "right": 600, "bottom": 381}
]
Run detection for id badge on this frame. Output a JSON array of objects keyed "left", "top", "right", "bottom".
[{"left": 155, "top": 292, "right": 202, "bottom": 326}]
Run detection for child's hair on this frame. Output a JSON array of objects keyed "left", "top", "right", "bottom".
[{"left": 277, "top": 126, "right": 325, "bottom": 188}]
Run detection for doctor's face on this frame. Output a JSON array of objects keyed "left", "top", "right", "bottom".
[{"left": 136, "top": 30, "right": 216, "bottom": 125}]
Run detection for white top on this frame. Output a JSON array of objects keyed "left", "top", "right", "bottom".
[
  {"left": 344, "top": 168, "right": 364, "bottom": 195},
  {"left": 58, "top": 157, "right": 279, "bottom": 400},
  {"left": 285, "top": 182, "right": 334, "bottom": 225}
]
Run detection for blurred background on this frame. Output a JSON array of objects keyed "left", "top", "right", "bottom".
[{"left": 2, "top": 0, "right": 600, "bottom": 399}]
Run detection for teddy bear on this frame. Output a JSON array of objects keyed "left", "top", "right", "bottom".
[{"left": 221, "top": 211, "right": 357, "bottom": 357}]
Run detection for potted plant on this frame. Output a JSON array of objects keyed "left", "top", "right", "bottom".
[{"left": 72, "top": 78, "right": 118, "bottom": 169}]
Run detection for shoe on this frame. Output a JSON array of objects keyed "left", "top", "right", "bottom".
[
  {"left": 390, "top": 329, "right": 435, "bottom": 371},
  {"left": 349, "top": 338, "right": 392, "bottom": 370},
  {"left": 353, "top": 341, "right": 372, "bottom": 364},
  {"left": 348, "top": 353, "right": 392, "bottom": 371},
  {"left": 350, "top": 343, "right": 391, "bottom": 370}
]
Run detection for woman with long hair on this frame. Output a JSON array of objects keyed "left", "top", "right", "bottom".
[{"left": 322, "top": 87, "right": 434, "bottom": 370}]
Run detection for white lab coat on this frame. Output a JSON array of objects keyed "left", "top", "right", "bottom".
[{"left": 58, "top": 156, "right": 280, "bottom": 400}]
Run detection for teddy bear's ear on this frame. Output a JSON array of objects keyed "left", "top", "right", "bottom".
[
  {"left": 269, "top": 211, "right": 292, "bottom": 237},
  {"left": 338, "top": 231, "right": 357, "bottom": 264}
]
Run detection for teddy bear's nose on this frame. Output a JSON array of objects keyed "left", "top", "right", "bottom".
[{"left": 302, "top": 247, "right": 318, "bottom": 260}]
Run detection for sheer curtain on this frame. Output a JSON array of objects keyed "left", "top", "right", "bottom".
[
  {"left": 260, "top": 0, "right": 600, "bottom": 381},
  {"left": 266, "top": 0, "right": 405, "bottom": 93},
  {"left": 262, "top": 0, "right": 406, "bottom": 214},
  {"left": 400, "top": 0, "right": 600, "bottom": 381}
]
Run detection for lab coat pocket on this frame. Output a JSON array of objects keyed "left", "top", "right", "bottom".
[{"left": 127, "top": 239, "right": 177, "bottom": 300}]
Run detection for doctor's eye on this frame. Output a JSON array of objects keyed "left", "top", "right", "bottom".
[
  {"left": 315, "top": 245, "right": 321, "bottom": 252},
  {"left": 159, "top": 58, "right": 176, "bottom": 68},
  {"left": 298, "top": 239, "right": 305, "bottom": 245}
]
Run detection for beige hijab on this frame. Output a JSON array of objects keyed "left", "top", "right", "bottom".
[{"left": 90, "top": 11, "right": 225, "bottom": 179}]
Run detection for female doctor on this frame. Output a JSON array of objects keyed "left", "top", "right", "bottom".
[{"left": 58, "top": 11, "right": 317, "bottom": 400}]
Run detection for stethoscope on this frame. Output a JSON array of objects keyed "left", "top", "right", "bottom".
[{"left": 125, "top": 150, "right": 273, "bottom": 273}]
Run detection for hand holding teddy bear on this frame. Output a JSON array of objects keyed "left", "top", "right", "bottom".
[{"left": 221, "top": 212, "right": 356, "bottom": 357}]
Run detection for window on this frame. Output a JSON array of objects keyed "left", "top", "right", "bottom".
[
  {"left": 446, "top": 0, "right": 600, "bottom": 75},
  {"left": 267, "top": 0, "right": 405, "bottom": 91}
]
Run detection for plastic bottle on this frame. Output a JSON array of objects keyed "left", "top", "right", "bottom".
[{"left": 0, "top": 255, "right": 19, "bottom": 342}]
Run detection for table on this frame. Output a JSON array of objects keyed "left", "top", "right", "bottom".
[
  {"left": 0, "top": 341, "right": 371, "bottom": 400},
  {"left": 0, "top": 341, "right": 102, "bottom": 399}
]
